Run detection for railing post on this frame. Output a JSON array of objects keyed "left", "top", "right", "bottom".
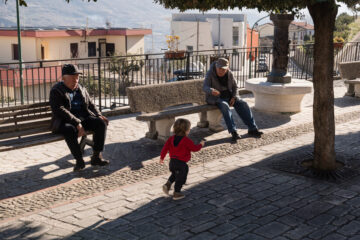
[
  {"left": 249, "top": 47, "right": 252, "bottom": 79},
  {"left": 186, "top": 51, "right": 190, "bottom": 80},
  {"left": 254, "top": 48, "right": 258, "bottom": 77},
  {"left": 16, "top": 0, "right": 24, "bottom": 105},
  {"left": 97, "top": 57, "right": 102, "bottom": 111}
]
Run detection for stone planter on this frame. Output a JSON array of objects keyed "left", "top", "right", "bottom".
[
  {"left": 246, "top": 78, "right": 313, "bottom": 113},
  {"left": 334, "top": 42, "right": 344, "bottom": 49}
]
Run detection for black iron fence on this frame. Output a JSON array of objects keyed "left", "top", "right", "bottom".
[{"left": 0, "top": 43, "right": 359, "bottom": 110}]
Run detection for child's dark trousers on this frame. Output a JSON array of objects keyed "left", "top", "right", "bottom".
[{"left": 168, "top": 158, "right": 189, "bottom": 192}]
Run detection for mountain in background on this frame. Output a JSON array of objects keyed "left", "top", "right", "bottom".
[
  {"left": 1, "top": 0, "right": 174, "bottom": 52},
  {"left": 2, "top": 0, "right": 341, "bottom": 53}
]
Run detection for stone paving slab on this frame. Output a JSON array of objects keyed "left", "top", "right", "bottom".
[{"left": 1, "top": 117, "right": 360, "bottom": 239}]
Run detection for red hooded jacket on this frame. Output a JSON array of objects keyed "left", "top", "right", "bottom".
[{"left": 160, "top": 135, "right": 202, "bottom": 162}]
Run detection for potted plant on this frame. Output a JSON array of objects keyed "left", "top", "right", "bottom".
[
  {"left": 333, "top": 36, "right": 345, "bottom": 49},
  {"left": 165, "top": 35, "right": 185, "bottom": 59}
]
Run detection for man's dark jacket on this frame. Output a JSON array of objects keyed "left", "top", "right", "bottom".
[
  {"left": 49, "top": 82, "right": 101, "bottom": 133},
  {"left": 203, "top": 62, "right": 238, "bottom": 105}
]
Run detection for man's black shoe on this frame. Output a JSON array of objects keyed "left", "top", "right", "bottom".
[
  {"left": 73, "top": 160, "right": 85, "bottom": 172},
  {"left": 90, "top": 156, "right": 109, "bottom": 166},
  {"left": 248, "top": 129, "right": 263, "bottom": 138},
  {"left": 231, "top": 131, "right": 241, "bottom": 143}
]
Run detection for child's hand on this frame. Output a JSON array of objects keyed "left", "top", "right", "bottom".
[
  {"left": 200, "top": 140, "right": 205, "bottom": 147},
  {"left": 159, "top": 158, "right": 164, "bottom": 164}
]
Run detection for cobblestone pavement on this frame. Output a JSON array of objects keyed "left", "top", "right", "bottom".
[
  {"left": 1, "top": 80, "right": 360, "bottom": 239},
  {"left": 1, "top": 118, "right": 360, "bottom": 239},
  {"left": 0, "top": 80, "right": 356, "bottom": 201}
]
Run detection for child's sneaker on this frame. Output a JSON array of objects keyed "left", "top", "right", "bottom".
[
  {"left": 173, "top": 192, "right": 185, "bottom": 200},
  {"left": 162, "top": 181, "right": 171, "bottom": 196}
]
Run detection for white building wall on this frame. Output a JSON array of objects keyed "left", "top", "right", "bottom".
[
  {"left": 171, "top": 13, "right": 247, "bottom": 51},
  {"left": 232, "top": 21, "right": 246, "bottom": 48},
  {"left": 125, "top": 35, "right": 144, "bottom": 55},
  {"left": 171, "top": 21, "right": 213, "bottom": 51},
  {"left": 220, "top": 18, "right": 233, "bottom": 48},
  {"left": 0, "top": 36, "right": 37, "bottom": 63},
  {"left": 39, "top": 36, "right": 121, "bottom": 60},
  {"left": 0, "top": 34, "right": 146, "bottom": 64},
  {"left": 258, "top": 24, "right": 274, "bottom": 38}
]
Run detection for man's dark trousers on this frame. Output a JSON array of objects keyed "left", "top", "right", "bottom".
[{"left": 58, "top": 116, "right": 107, "bottom": 161}]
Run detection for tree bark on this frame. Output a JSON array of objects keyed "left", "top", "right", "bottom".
[{"left": 307, "top": 1, "right": 338, "bottom": 170}]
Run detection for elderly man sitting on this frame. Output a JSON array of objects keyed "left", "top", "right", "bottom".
[
  {"left": 203, "top": 58, "right": 263, "bottom": 143},
  {"left": 50, "top": 64, "right": 109, "bottom": 171}
]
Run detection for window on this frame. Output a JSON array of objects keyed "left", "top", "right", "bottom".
[
  {"left": 106, "top": 43, "right": 115, "bottom": 56},
  {"left": 186, "top": 45, "right": 193, "bottom": 52},
  {"left": 12, "top": 44, "right": 19, "bottom": 60},
  {"left": 88, "top": 42, "right": 96, "bottom": 57},
  {"left": 232, "top": 26, "right": 239, "bottom": 46},
  {"left": 70, "top": 43, "right": 78, "bottom": 58},
  {"left": 41, "top": 45, "right": 45, "bottom": 60}
]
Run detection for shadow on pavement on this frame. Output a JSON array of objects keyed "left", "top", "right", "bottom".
[
  {"left": 334, "top": 96, "right": 360, "bottom": 108},
  {"left": 68, "top": 131, "right": 360, "bottom": 239},
  {"left": 2, "top": 131, "right": 360, "bottom": 239},
  {"left": 0, "top": 106, "right": 292, "bottom": 201}
]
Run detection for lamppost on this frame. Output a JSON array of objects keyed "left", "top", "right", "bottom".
[
  {"left": 16, "top": 0, "right": 24, "bottom": 104},
  {"left": 248, "top": 14, "right": 270, "bottom": 79}
]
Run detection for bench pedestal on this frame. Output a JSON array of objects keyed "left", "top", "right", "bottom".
[
  {"left": 207, "top": 109, "right": 224, "bottom": 132},
  {"left": 197, "top": 111, "right": 209, "bottom": 128},
  {"left": 146, "top": 118, "right": 175, "bottom": 142},
  {"left": 145, "top": 121, "right": 158, "bottom": 139},
  {"left": 156, "top": 118, "right": 175, "bottom": 142},
  {"left": 344, "top": 79, "right": 360, "bottom": 97}
]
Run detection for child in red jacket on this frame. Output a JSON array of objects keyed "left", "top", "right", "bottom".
[{"left": 160, "top": 118, "right": 205, "bottom": 200}]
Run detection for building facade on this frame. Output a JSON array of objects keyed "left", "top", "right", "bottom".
[
  {"left": 171, "top": 13, "right": 251, "bottom": 51},
  {"left": 0, "top": 27, "right": 152, "bottom": 65},
  {"left": 258, "top": 21, "right": 314, "bottom": 46}
]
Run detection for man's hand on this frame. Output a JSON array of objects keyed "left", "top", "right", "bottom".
[
  {"left": 99, "top": 115, "right": 109, "bottom": 126},
  {"left": 211, "top": 89, "right": 220, "bottom": 96},
  {"left": 159, "top": 158, "right": 164, "bottom": 164},
  {"left": 229, "top": 97, "right": 236, "bottom": 107},
  {"left": 77, "top": 123, "right": 85, "bottom": 137},
  {"left": 200, "top": 140, "right": 205, "bottom": 147}
]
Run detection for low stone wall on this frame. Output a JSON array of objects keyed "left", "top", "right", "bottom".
[
  {"left": 126, "top": 79, "right": 206, "bottom": 113},
  {"left": 339, "top": 61, "right": 360, "bottom": 80}
]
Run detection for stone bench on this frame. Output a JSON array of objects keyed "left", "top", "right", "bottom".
[
  {"left": 339, "top": 61, "right": 360, "bottom": 97},
  {"left": 126, "top": 79, "right": 224, "bottom": 141},
  {"left": 0, "top": 102, "right": 123, "bottom": 152},
  {"left": 0, "top": 102, "right": 94, "bottom": 152}
]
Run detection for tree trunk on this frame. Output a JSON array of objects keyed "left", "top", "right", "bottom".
[{"left": 307, "top": 1, "right": 338, "bottom": 170}]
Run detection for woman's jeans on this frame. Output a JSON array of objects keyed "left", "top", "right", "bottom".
[{"left": 215, "top": 97, "right": 257, "bottom": 133}]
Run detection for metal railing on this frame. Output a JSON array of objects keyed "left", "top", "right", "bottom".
[{"left": 0, "top": 43, "right": 359, "bottom": 110}]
